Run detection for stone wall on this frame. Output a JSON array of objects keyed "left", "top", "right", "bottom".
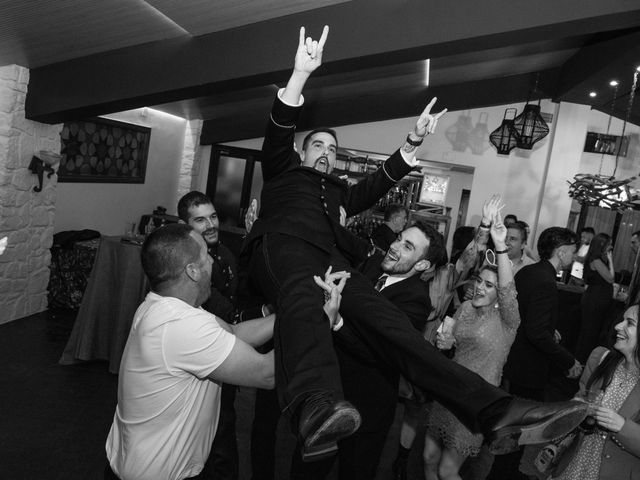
[
  {"left": 0, "top": 65, "right": 62, "bottom": 324},
  {"left": 177, "top": 119, "right": 204, "bottom": 200}
]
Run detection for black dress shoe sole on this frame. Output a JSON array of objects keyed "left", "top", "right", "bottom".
[
  {"left": 301, "top": 406, "right": 361, "bottom": 462},
  {"left": 487, "top": 403, "right": 588, "bottom": 455}
]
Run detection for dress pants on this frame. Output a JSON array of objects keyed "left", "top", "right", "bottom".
[
  {"left": 250, "top": 387, "right": 280, "bottom": 480},
  {"left": 246, "top": 233, "right": 510, "bottom": 432},
  {"left": 336, "top": 345, "right": 398, "bottom": 480},
  {"left": 201, "top": 383, "right": 239, "bottom": 479}
]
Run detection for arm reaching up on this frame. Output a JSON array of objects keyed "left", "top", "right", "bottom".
[{"left": 281, "top": 25, "right": 329, "bottom": 105}]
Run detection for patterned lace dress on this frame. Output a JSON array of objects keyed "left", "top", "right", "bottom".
[
  {"left": 554, "top": 363, "right": 640, "bottom": 480},
  {"left": 426, "top": 281, "right": 520, "bottom": 456}
]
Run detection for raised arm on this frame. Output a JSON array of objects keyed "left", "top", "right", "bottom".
[
  {"left": 491, "top": 209, "right": 521, "bottom": 331},
  {"left": 281, "top": 26, "right": 329, "bottom": 105},
  {"left": 343, "top": 98, "right": 447, "bottom": 215},
  {"left": 261, "top": 26, "right": 330, "bottom": 181}
]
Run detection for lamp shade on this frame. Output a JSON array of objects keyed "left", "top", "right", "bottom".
[
  {"left": 512, "top": 103, "right": 549, "bottom": 150},
  {"left": 489, "top": 108, "right": 518, "bottom": 155}
]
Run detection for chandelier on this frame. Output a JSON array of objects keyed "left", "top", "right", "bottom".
[
  {"left": 569, "top": 67, "right": 640, "bottom": 211},
  {"left": 567, "top": 173, "right": 638, "bottom": 211}
]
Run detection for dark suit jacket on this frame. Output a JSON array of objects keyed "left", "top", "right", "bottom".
[
  {"left": 503, "top": 260, "right": 575, "bottom": 389},
  {"left": 244, "top": 95, "right": 413, "bottom": 265},
  {"left": 202, "top": 243, "right": 237, "bottom": 323},
  {"left": 338, "top": 264, "right": 432, "bottom": 433}
]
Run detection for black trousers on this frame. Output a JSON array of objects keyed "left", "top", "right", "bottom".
[
  {"left": 246, "top": 233, "right": 510, "bottom": 432},
  {"left": 201, "top": 383, "right": 239, "bottom": 479}
]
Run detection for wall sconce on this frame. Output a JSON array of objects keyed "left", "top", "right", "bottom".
[{"left": 29, "top": 150, "right": 61, "bottom": 192}]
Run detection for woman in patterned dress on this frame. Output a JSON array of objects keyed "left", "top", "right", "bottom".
[
  {"left": 553, "top": 304, "right": 640, "bottom": 480},
  {"left": 422, "top": 208, "right": 520, "bottom": 480}
]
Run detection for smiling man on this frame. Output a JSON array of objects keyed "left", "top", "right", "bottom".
[
  {"left": 335, "top": 221, "right": 442, "bottom": 479},
  {"left": 177, "top": 191, "right": 240, "bottom": 480}
]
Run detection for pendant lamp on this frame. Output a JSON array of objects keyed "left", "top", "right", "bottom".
[
  {"left": 512, "top": 101, "right": 549, "bottom": 150},
  {"left": 489, "top": 108, "right": 518, "bottom": 155}
]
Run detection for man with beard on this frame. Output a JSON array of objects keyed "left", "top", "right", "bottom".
[
  {"left": 335, "top": 221, "right": 442, "bottom": 479},
  {"left": 242, "top": 25, "right": 589, "bottom": 465},
  {"left": 178, "top": 191, "right": 241, "bottom": 480}
]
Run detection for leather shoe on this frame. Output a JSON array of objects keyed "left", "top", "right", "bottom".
[
  {"left": 298, "top": 392, "right": 361, "bottom": 462},
  {"left": 487, "top": 399, "right": 588, "bottom": 454}
]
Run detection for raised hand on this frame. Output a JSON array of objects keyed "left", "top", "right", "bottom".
[
  {"left": 294, "top": 25, "right": 329, "bottom": 75},
  {"left": 413, "top": 98, "right": 447, "bottom": 137},
  {"left": 482, "top": 194, "right": 504, "bottom": 225},
  {"left": 490, "top": 210, "right": 507, "bottom": 247}
]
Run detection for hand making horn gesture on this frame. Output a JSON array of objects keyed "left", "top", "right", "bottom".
[
  {"left": 413, "top": 97, "right": 447, "bottom": 137},
  {"left": 294, "top": 25, "right": 329, "bottom": 75}
]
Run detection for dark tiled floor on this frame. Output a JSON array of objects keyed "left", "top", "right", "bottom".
[{"left": 0, "top": 310, "right": 422, "bottom": 480}]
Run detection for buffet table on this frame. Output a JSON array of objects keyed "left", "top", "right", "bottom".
[{"left": 59, "top": 236, "right": 149, "bottom": 374}]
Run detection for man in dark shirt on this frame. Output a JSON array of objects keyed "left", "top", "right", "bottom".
[
  {"left": 242, "top": 25, "right": 588, "bottom": 464},
  {"left": 370, "top": 203, "right": 408, "bottom": 253},
  {"left": 178, "top": 191, "right": 240, "bottom": 480},
  {"left": 489, "top": 227, "right": 583, "bottom": 480}
]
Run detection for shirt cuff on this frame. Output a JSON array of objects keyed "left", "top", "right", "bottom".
[
  {"left": 332, "top": 314, "right": 344, "bottom": 331},
  {"left": 400, "top": 148, "right": 419, "bottom": 167},
  {"left": 277, "top": 88, "right": 305, "bottom": 107}
]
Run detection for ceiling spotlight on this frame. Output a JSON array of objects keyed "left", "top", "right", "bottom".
[
  {"left": 610, "top": 80, "right": 619, "bottom": 87},
  {"left": 636, "top": 65, "right": 640, "bottom": 72},
  {"left": 589, "top": 91, "right": 597, "bottom": 98}
]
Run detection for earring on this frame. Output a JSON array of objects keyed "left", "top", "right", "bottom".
[{"left": 494, "top": 302, "right": 499, "bottom": 309}]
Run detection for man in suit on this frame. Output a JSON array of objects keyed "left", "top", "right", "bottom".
[
  {"left": 489, "top": 227, "right": 583, "bottom": 480},
  {"left": 336, "top": 221, "right": 442, "bottom": 479},
  {"left": 178, "top": 191, "right": 241, "bottom": 480},
  {"left": 242, "top": 25, "right": 588, "bottom": 464},
  {"left": 370, "top": 203, "right": 409, "bottom": 253}
]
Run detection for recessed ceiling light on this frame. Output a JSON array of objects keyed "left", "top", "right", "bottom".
[
  {"left": 589, "top": 91, "right": 597, "bottom": 97},
  {"left": 610, "top": 80, "right": 619, "bottom": 87}
]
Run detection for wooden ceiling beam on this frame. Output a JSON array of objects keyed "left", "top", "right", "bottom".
[{"left": 26, "top": 0, "right": 640, "bottom": 124}]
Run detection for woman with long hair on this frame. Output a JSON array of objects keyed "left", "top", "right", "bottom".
[
  {"left": 576, "top": 233, "right": 615, "bottom": 364},
  {"left": 423, "top": 208, "right": 520, "bottom": 480},
  {"left": 553, "top": 304, "right": 640, "bottom": 479}
]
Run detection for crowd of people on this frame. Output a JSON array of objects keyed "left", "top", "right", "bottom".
[{"left": 102, "top": 25, "right": 639, "bottom": 480}]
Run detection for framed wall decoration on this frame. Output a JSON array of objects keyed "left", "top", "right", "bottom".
[
  {"left": 58, "top": 117, "right": 151, "bottom": 183},
  {"left": 419, "top": 173, "right": 450, "bottom": 205}
]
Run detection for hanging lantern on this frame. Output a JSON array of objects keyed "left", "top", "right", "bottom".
[
  {"left": 489, "top": 108, "right": 518, "bottom": 155},
  {"left": 512, "top": 101, "right": 549, "bottom": 149}
]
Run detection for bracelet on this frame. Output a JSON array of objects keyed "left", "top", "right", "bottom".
[
  {"left": 405, "top": 133, "right": 424, "bottom": 147},
  {"left": 479, "top": 222, "right": 491, "bottom": 229},
  {"left": 495, "top": 248, "right": 509, "bottom": 254}
]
